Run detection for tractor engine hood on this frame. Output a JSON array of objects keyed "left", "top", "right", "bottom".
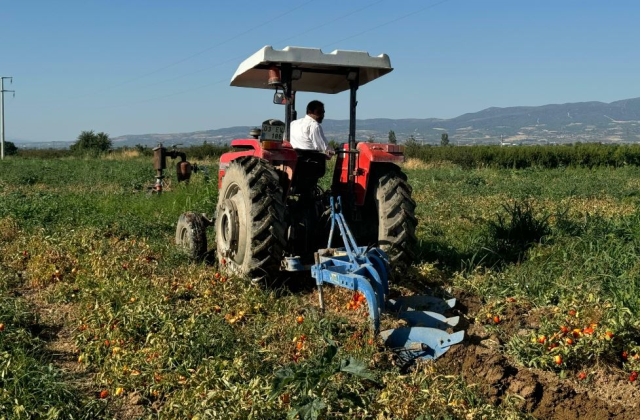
[{"left": 230, "top": 46, "right": 393, "bottom": 94}]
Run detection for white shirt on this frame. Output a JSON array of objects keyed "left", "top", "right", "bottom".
[{"left": 289, "top": 114, "right": 328, "bottom": 153}]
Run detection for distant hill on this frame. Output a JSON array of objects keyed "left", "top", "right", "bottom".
[{"left": 17, "top": 97, "right": 640, "bottom": 149}]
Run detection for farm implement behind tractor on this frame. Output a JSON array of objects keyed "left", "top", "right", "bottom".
[
  {"left": 313, "top": 197, "right": 463, "bottom": 364},
  {"left": 176, "top": 46, "right": 464, "bottom": 363}
]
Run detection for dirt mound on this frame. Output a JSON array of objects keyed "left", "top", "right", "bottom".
[{"left": 437, "top": 322, "right": 636, "bottom": 419}]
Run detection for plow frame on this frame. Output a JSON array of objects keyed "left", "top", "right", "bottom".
[{"left": 311, "top": 196, "right": 465, "bottom": 364}]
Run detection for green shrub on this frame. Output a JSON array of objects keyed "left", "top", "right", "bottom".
[
  {"left": 487, "top": 200, "right": 551, "bottom": 264},
  {"left": 2, "top": 141, "right": 18, "bottom": 156},
  {"left": 70, "top": 130, "right": 112, "bottom": 154}
]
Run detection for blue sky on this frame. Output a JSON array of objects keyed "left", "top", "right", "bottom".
[{"left": 1, "top": 0, "right": 638, "bottom": 143}]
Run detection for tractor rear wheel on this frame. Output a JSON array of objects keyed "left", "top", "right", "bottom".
[
  {"left": 215, "top": 156, "right": 286, "bottom": 282},
  {"left": 372, "top": 167, "right": 418, "bottom": 267}
]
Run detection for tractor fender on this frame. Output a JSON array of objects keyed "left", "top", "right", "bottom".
[
  {"left": 333, "top": 142, "right": 405, "bottom": 206},
  {"left": 218, "top": 139, "right": 298, "bottom": 190}
]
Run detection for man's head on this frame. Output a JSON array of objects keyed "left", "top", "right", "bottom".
[{"left": 306, "top": 100, "right": 325, "bottom": 123}]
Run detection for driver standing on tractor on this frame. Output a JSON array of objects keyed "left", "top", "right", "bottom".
[{"left": 290, "top": 100, "right": 335, "bottom": 195}]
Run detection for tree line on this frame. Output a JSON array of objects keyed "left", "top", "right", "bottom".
[
  {"left": 386, "top": 130, "right": 449, "bottom": 146},
  {"left": 404, "top": 142, "right": 640, "bottom": 169},
  {"left": 10, "top": 128, "right": 640, "bottom": 170}
]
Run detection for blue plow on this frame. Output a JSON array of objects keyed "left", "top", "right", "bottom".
[{"left": 311, "top": 197, "right": 464, "bottom": 365}]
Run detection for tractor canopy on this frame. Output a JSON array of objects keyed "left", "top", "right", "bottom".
[{"left": 230, "top": 46, "right": 393, "bottom": 93}]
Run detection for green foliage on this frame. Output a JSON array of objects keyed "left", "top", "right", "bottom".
[
  {"left": 70, "top": 130, "right": 112, "bottom": 154},
  {"left": 0, "top": 274, "right": 102, "bottom": 418},
  {"left": 180, "top": 142, "right": 230, "bottom": 160},
  {"left": 0, "top": 157, "right": 216, "bottom": 240},
  {"left": 388, "top": 130, "right": 397, "bottom": 144},
  {"left": 17, "top": 148, "right": 72, "bottom": 159},
  {"left": 487, "top": 200, "right": 551, "bottom": 264},
  {"left": 328, "top": 138, "right": 341, "bottom": 151},
  {"left": 405, "top": 143, "right": 640, "bottom": 169},
  {"left": 134, "top": 144, "right": 153, "bottom": 156},
  {"left": 270, "top": 338, "right": 376, "bottom": 420},
  {"left": 4, "top": 154, "right": 640, "bottom": 417},
  {"left": 440, "top": 133, "right": 450, "bottom": 147},
  {"left": 3, "top": 140, "right": 18, "bottom": 156},
  {"left": 405, "top": 135, "right": 419, "bottom": 147}
]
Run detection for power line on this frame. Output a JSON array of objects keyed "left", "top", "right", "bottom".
[
  {"left": 1, "top": 77, "right": 15, "bottom": 160},
  {"left": 322, "top": 0, "right": 456, "bottom": 48},
  {"left": 273, "top": 0, "right": 387, "bottom": 49},
  {"left": 92, "top": 77, "right": 229, "bottom": 110},
  {"left": 111, "top": 0, "right": 388, "bottom": 91},
  {"left": 136, "top": 55, "right": 246, "bottom": 90},
  {"left": 83, "top": 0, "right": 391, "bottom": 110},
  {"left": 79, "top": 0, "right": 455, "bottom": 112},
  {"left": 67, "top": 0, "right": 314, "bottom": 101}
]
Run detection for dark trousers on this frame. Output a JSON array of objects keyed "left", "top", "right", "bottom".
[{"left": 291, "top": 149, "right": 326, "bottom": 197}]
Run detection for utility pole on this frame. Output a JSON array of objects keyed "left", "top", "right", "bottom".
[{"left": 1, "top": 77, "right": 15, "bottom": 160}]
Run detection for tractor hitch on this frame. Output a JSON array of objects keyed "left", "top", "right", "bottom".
[{"left": 312, "top": 197, "right": 464, "bottom": 365}]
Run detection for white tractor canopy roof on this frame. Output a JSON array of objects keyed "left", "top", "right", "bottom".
[{"left": 230, "top": 46, "right": 393, "bottom": 94}]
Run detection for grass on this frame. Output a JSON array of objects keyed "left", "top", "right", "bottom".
[
  {"left": 0, "top": 241, "right": 105, "bottom": 419},
  {"left": 2, "top": 154, "right": 640, "bottom": 417}
]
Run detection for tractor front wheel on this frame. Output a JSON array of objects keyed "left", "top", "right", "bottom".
[
  {"left": 175, "top": 212, "right": 208, "bottom": 261},
  {"left": 215, "top": 156, "right": 286, "bottom": 282}
]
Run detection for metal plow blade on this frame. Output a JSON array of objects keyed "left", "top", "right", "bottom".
[
  {"left": 387, "top": 296, "right": 457, "bottom": 314},
  {"left": 380, "top": 328, "right": 465, "bottom": 366},
  {"left": 396, "top": 310, "right": 459, "bottom": 329},
  {"left": 382, "top": 295, "right": 464, "bottom": 366}
]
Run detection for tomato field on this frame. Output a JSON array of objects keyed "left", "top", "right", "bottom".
[{"left": 2, "top": 151, "right": 640, "bottom": 419}]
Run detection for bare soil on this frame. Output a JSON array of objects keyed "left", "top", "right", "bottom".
[{"left": 436, "top": 291, "right": 640, "bottom": 419}]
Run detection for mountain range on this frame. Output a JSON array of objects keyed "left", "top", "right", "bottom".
[{"left": 17, "top": 97, "right": 640, "bottom": 149}]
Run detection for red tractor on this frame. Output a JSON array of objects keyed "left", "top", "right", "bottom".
[
  {"left": 177, "top": 46, "right": 416, "bottom": 280},
  {"left": 177, "top": 46, "right": 464, "bottom": 363}
]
